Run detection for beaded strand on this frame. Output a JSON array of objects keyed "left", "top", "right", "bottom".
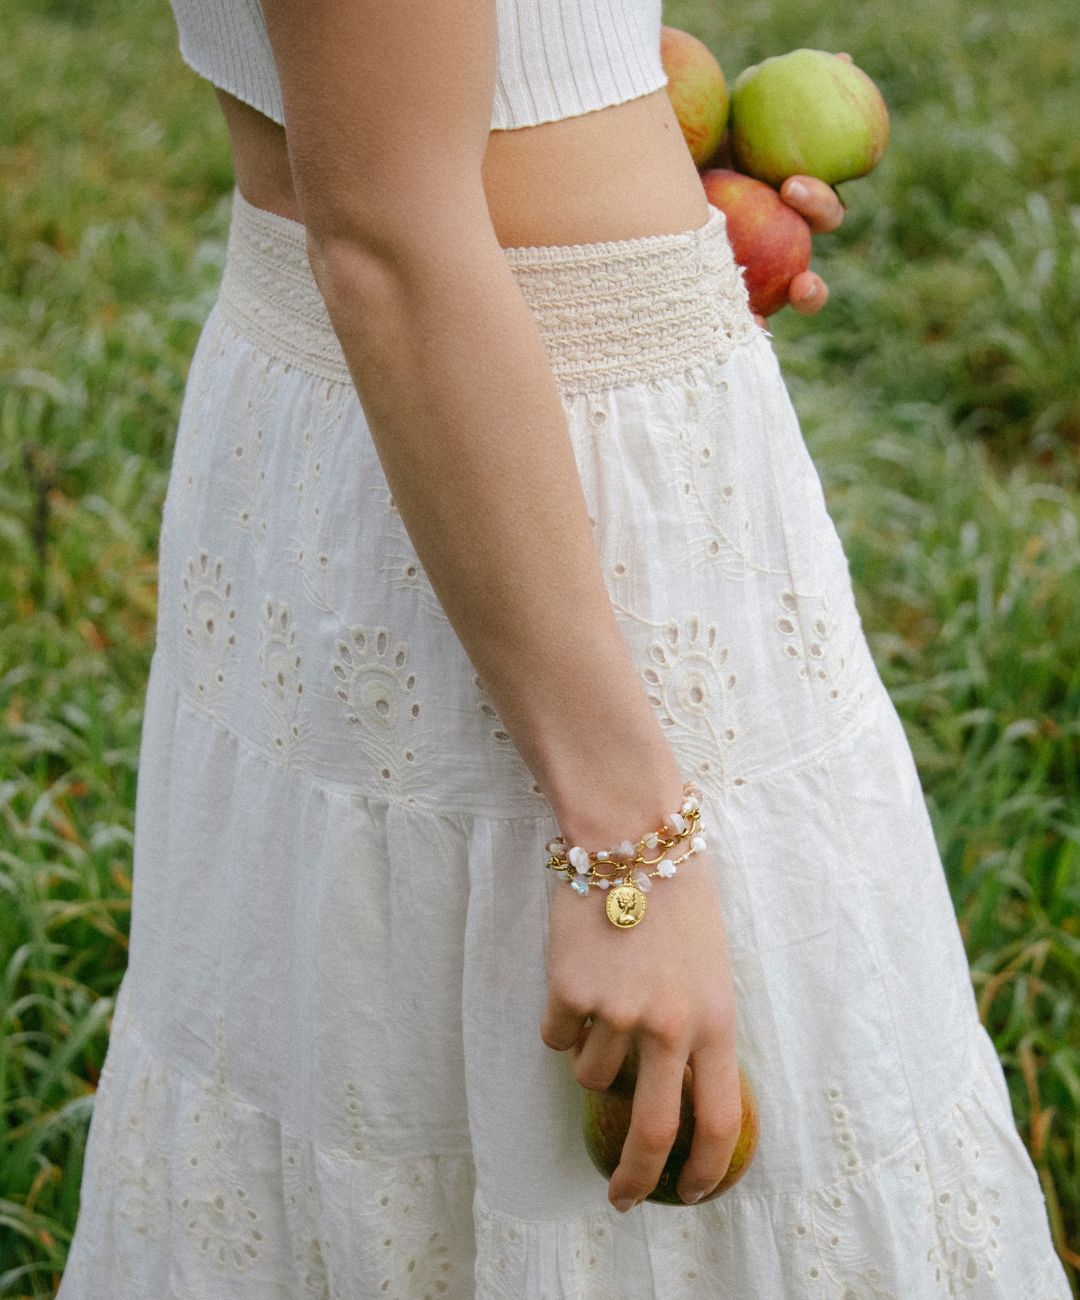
[{"left": 543, "top": 781, "right": 706, "bottom": 928}]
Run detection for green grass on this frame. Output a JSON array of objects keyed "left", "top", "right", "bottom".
[{"left": 1, "top": 0, "right": 1078, "bottom": 1292}]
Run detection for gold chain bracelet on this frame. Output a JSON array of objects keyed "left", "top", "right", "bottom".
[{"left": 543, "top": 781, "right": 706, "bottom": 928}]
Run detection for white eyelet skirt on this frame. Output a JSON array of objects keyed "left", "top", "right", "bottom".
[{"left": 56, "top": 188, "right": 1070, "bottom": 1299}]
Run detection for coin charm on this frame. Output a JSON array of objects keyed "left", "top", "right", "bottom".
[{"left": 605, "top": 882, "right": 647, "bottom": 928}]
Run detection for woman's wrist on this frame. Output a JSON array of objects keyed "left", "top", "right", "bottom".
[{"left": 545, "top": 746, "right": 688, "bottom": 857}]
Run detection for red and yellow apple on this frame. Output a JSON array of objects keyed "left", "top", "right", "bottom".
[
  {"left": 729, "top": 48, "right": 889, "bottom": 187},
  {"left": 659, "top": 25, "right": 729, "bottom": 169},
  {"left": 582, "top": 1038, "right": 759, "bottom": 1206},
  {"left": 701, "top": 167, "right": 812, "bottom": 317}
]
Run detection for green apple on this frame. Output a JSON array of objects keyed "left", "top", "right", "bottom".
[
  {"left": 660, "top": 25, "right": 729, "bottom": 169},
  {"left": 730, "top": 48, "right": 889, "bottom": 187}
]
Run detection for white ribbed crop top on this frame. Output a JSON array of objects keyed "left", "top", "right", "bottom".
[{"left": 168, "top": 0, "right": 669, "bottom": 132}]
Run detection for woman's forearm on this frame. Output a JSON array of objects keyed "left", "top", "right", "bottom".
[{"left": 310, "top": 220, "right": 685, "bottom": 845}]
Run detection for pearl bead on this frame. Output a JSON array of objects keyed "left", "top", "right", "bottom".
[
  {"left": 596, "top": 849, "right": 609, "bottom": 861},
  {"left": 598, "top": 878, "right": 611, "bottom": 889},
  {"left": 567, "top": 845, "right": 590, "bottom": 872},
  {"left": 690, "top": 834, "right": 707, "bottom": 853},
  {"left": 681, "top": 795, "right": 700, "bottom": 813},
  {"left": 657, "top": 859, "right": 677, "bottom": 878}
]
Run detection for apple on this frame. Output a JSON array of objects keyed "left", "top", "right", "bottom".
[
  {"left": 582, "top": 1038, "right": 759, "bottom": 1206},
  {"left": 729, "top": 48, "right": 889, "bottom": 187},
  {"left": 701, "top": 168, "right": 812, "bottom": 317},
  {"left": 659, "top": 26, "right": 729, "bottom": 169}
]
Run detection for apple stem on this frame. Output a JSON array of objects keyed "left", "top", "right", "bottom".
[{"left": 833, "top": 183, "right": 849, "bottom": 212}]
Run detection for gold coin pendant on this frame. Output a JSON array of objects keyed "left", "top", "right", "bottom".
[{"left": 605, "top": 882, "right": 647, "bottom": 928}]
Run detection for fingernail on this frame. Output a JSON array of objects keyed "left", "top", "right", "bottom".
[
  {"left": 785, "top": 180, "right": 808, "bottom": 203},
  {"left": 798, "top": 283, "right": 819, "bottom": 302},
  {"left": 680, "top": 1188, "right": 706, "bottom": 1204},
  {"left": 613, "top": 1197, "right": 636, "bottom": 1213}
]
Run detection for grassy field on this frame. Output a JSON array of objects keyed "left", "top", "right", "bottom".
[{"left": 1, "top": 0, "right": 1078, "bottom": 1292}]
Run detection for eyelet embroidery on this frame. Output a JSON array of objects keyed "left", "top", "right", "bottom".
[
  {"left": 472, "top": 672, "right": 513, "bottom": 749},
  {"left": 66, "top": 990, "right": 481, "bottom": 1298},
  {"left": 333, "top": 626, "right": 419, "bottom": 731},
  {"left": 112, "top": 1058, "right": 172, "bottom": 1242},
  {"left": 775, "top": 586, "right": 856, "bottom": 703},
  {"left": 331, "top": 624, "right": 425, "bottom": 800},
  {"left": 385, "top": 544, "right": 451, "bottom": 625},
  {"left": 178, "top": 1014, "right": 266, "bottom": 1271},
  {"left": 181, "top": 549, "right": 238, "bottom": 712},
  {"left": 259, "top": 598, "right": 307, "bottom": 765},
  {"left": 289, "top": 381, "right": 356, "bottom": 619},
  {"left": 224, "top": 352, "right": 282, "bottom": 545},
  {"left": 363, "top": 1164, "right": 462, "bottom": 1297},
  {"left": 159, "top": 193, "right": 881, "bottom": 808},
  {"left": 343, "top": 1080, "right": 369, "bottom": 1159},
  {"left": 921, "top": 1100, "right": 1006, "bottom": 1290},
  {"left": 638, "top": 614, "right": 740, "bottom": 790},
  {"left": 826, "top": 1084, "right": 863, "bottom": 1176},
  {"left": 670, "top": 389, "right": 791, "bottom": 584},
  {"left": 789, "top": 1074, "right": 1037, "bottom": 1299},
  {"left": 474, "top": 1193, "right": 618, "bottom": 1299},
  {"left": 280, "top": 1134, "right": 332, "bottom": 1299},
  {"left": 63, "top": 934, "right": 1070, "bottom": 1296}
]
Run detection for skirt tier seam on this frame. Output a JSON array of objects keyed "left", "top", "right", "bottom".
[
  {"left": 101, "top": 995, "right": 477, "bottom": 1169},
  {"left": 154, "top": 657, "right": 894, "bottom": 823},
  {"left": 105, "top": 979, "right": 997, "bottom": 1215}
]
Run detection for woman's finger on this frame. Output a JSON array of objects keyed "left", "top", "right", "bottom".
[
  {"left": 567, "top": 1019, "right": 592, "bottom": 1060},
  {"left": 675, "top": 1041, "right": 742, "bottom": 1203},
  {"left": 779, "top": 175, "right": 845, "bottom": 233},
  {"left": 835, "top": 51, "right": 853, "bottom": 63},
  {"left": 608, "top": 1035, "right": 687, "bottom": 1209},
  {"left": 788, "top": 270, "right": 829, "bottom": 314},
  {"left": 539, "top": 996, "right": 589, "bottom": 1051},
  {"left": 573, "top": 1020, "right": 631, "bottom": 1092}
]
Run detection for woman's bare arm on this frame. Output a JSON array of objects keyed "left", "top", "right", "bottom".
[
  {"left": 258, "top": 0, "right": 744, "bottom": 1213},
  {"left": 258, "top": 0, "right": 686, "bottom": 844}
]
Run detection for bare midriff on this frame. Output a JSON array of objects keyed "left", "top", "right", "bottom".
[{"left": 214, "top": 85, "right": 712, "bottom": 251}]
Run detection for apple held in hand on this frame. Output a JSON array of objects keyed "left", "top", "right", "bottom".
[
  {"left": 730, "top": 48, "right": 889, "bottom": 187},
  {"left": 582, "top": 1038, "right": 759, "bottom": 1206},
  {"left": 660, "top": 25, "right": 729, "bottom": 169},
  {"left": 701, "top": 168, "right": 812, "bottom": 317}
]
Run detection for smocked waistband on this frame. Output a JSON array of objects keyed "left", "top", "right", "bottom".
[{"left": 217, "top": 188, "right": 757, "bottom": 395}]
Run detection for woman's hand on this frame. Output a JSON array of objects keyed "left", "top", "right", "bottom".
[
  {"left": 714, "top": 51, "right": 853, "bottom": 328},
  {"left": 767, "top": 174, "right": 846, "bottom": 324},
  {"left": 540, "top": 855, "right": 741, "bottom": 1211}
]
